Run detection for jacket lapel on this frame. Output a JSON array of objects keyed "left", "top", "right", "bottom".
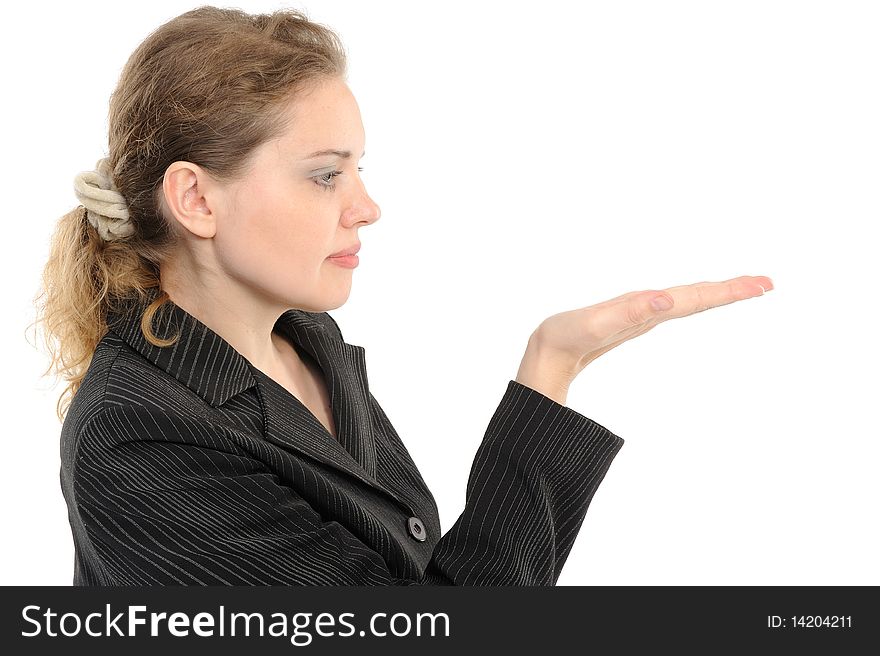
[
  {"left": 105, "top": 287, "right": 403, "bottom": 507},
  {"left": 270, "top": 310, "right": 378, "bottom": 481}
]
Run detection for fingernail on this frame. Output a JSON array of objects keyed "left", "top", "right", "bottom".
[{"left": 651, "top": 296, "right": 673, "bottom": 311}]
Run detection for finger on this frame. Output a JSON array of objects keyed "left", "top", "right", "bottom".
[
  {"left": 584, "top": 289, "right": 678, "bottom": 339},
  {"left": 581, "top": 275, "right": 773, "bottom": 342},
  {"left": 653, "top": 275, "right": 774, "bottom": 318}
]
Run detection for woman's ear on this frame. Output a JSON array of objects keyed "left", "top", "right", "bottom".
[{"left": 162, "top": 161, "right": 220, "bottom": 239}]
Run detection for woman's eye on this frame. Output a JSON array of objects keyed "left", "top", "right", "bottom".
[
  {"left": 315, "top": 167, "right": 365, "bottom": 191},
  {"left": 316, "top": 170, "right": 342, "bottom": 189}
]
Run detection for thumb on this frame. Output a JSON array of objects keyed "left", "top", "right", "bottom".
[{"left": 649, "top": 293, "right": 674, "bottom": 312}]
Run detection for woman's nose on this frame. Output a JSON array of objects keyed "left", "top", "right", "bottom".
[
  {"left": 365, "top": 194, "right": 380, "bottom": 223},
  {"left": 355, "top": 184, "right": 381, "bottom": 224}
]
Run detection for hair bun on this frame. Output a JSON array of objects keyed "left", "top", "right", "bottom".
[{"left": 73, "top": 157, "right": 135, "bottom": 241}]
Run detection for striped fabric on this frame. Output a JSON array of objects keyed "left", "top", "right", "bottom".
[{"left": 59, "top": 286, "right": 624, "bottom": 585}]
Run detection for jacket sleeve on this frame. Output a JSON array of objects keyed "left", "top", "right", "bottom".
[
  {"left": 378, "top": 379, "right": 624, "bottom": 585},
  {"left": 73, "top": 384, "right": 622, "bottom": 586}
]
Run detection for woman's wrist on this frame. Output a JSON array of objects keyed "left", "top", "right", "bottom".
[{"left": 514, "top": 332, "right": 576, "bottom": 406}]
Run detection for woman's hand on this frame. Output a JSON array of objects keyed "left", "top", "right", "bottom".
[{"left": 515, "top": 275, "right": 774, "bottom": 405}]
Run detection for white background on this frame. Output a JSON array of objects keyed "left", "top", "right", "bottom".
[{"left": 3, "top": 0, "right": 878, "bottom": 585}]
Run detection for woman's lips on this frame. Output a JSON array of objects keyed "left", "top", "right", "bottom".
[{"left": 328, "top": 254, "right": 359, "bottom": 268}]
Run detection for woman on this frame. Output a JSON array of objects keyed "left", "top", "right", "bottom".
[{"left": 37, "top": 6, "right": 772, "bottom": 585}]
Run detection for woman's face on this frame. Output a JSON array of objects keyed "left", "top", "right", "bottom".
[{"left": 210, "top": 76, "right": 381, "bottom": 312}]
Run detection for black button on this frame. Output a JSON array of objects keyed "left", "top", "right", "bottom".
[{"left": 407, "top": 516, "right": 426, "bottom": 542}]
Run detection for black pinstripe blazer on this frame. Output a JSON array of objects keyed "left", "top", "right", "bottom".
[{"left": 59, "top": 286, "right": 624, "bottom": 585}]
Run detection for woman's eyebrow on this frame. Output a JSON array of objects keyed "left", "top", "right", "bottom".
[{"left": 302, "top": 149, "right": 366, "bottom": 160}]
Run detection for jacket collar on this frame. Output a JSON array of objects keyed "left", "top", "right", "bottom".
[
  {"left": 106, "top": 286, "right": 262, "bottom": 408},
  {"left": 104, "top": 287, "right": 393, "bottom": 497}
]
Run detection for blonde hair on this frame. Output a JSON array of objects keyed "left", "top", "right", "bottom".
[{"left": 30, "top": 5, "right": 348, "bottom": 423}]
